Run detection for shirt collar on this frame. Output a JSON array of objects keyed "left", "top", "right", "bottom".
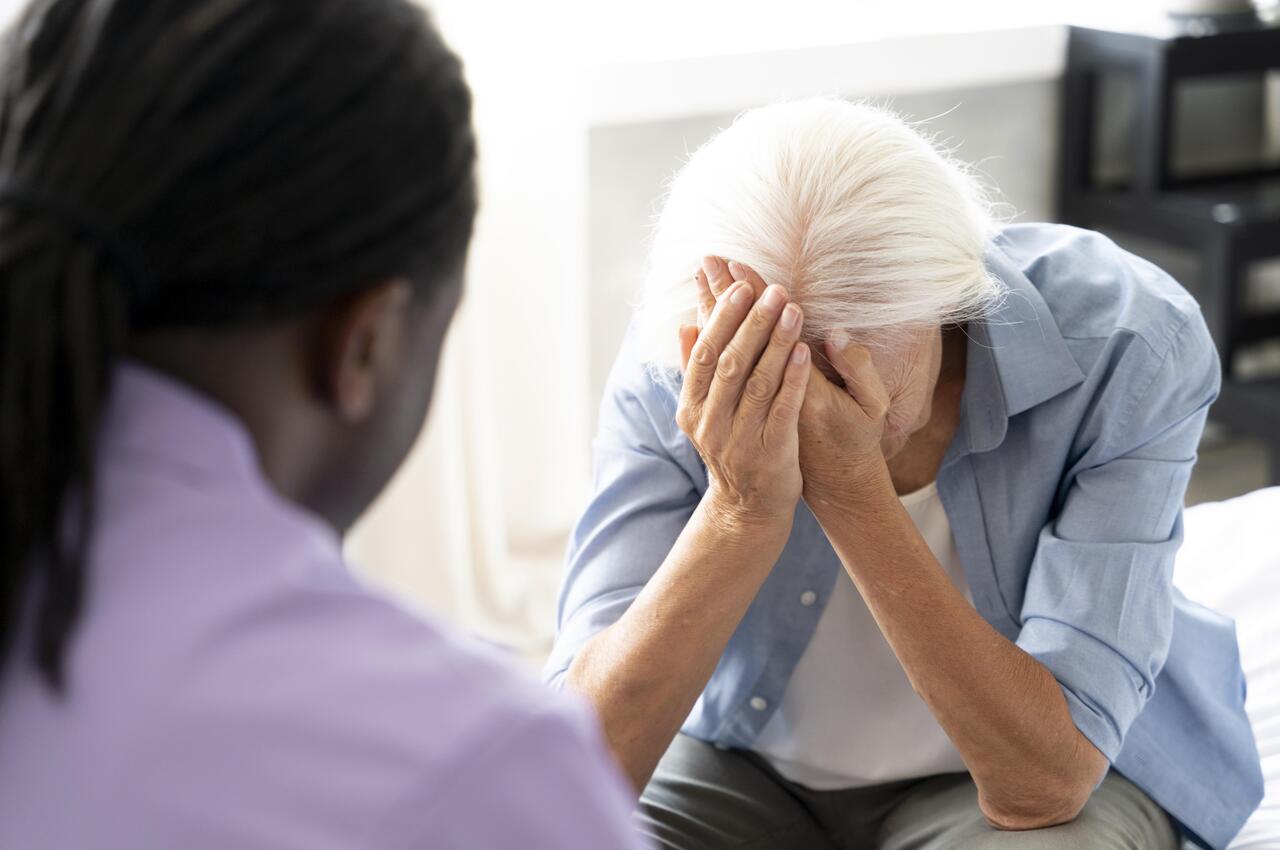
[
  {"left": 952, "top": 240, "right": 1086, "bottom": 457},
  {"left": 100, "top": 359, "right": 265, "bottom": 490},
  {"left": 98, "top": 360, "right": 344, "bottom": 570}
]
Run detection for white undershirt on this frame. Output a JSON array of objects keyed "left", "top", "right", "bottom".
[{"left": 754, "top": 481, "right": 970, "bottom": 789}]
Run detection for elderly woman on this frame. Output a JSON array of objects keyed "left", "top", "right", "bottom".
[{"left": 547, "top": 99, "right": 1263, "bottom": 849}]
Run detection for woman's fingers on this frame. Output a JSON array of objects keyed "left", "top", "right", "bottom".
[
  {"left": 735, "top": 302, "right": 804, "bottom": 428},
  {"left": 679, "top": 324, "right": 699, "bottom": 371},
  {"left": 824, "top": 336, "right": 890, "bottom": 418},
  {"left": 680, "top": 281, "right": 756, "bottom": 409},
  {"left": 693, "top": 269, "right": 716, "bottom": 328},
  {"left": 700, "top": 256, "right": 769, "bottom": 302},
  {"left": 726, "top": 260, "right": 769, "bottom": 299},
  {"left": 697, "top": 256, "right": 771, "bottom": 330},
  {"left": 768, "top": 342, "right": 811, "bottom": 435},
  {"left": 682, "top": 255, "right": 806, "bottom": 445},
  {"left": 705, "top": 284, "right": 790, "bottom": 418},
  {"left": 701, "top": 256, "right": 735, "bottom": 301},
  {"left": 675, "top": 258, "right": 806, "bottom": 523}
]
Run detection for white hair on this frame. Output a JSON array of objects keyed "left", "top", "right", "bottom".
[{"left": 636, "top": 98, "right": 1004, "bottom": 369}]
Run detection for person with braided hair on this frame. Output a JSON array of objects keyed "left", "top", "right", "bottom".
[{"left": 0, "top": 1, "right": 645, "bottom": 847}]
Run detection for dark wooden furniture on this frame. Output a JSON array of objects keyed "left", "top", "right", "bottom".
[{"left": 1058, "top": 13, "right": 1280, "bottom": 483}]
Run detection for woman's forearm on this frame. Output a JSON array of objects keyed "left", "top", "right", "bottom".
[
  {"left": 565, "top": 493, "right": 792, "bottom": 791},
  {"left": 807, "top": 465, "right": 1108, "bottom": 829},
  {"left": 569, "top": 271, "right": 809, "bottom": 791}
]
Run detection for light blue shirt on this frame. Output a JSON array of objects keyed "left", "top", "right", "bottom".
[{"left": 547, "top": 223, "right": 1264, "bottom": 849}]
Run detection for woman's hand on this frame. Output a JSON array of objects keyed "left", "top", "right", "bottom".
[
  {"left": 795, "top": 335, "right": 891, "bottom": 508},
  {"left": 679, "top": 259, "right": 810, "bottom": 527},
  {"left": 694, "top": 258, "right": 890, "bottom": 509}
]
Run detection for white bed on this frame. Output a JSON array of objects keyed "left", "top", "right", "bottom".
[{"left": 1176, "top": 487, "right": 1280, "bottom": 848}]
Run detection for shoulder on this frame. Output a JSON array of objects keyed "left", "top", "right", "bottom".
[
  {"left": 993, "top": 222, "right": 1204, "bottom": 358},
  {"left": 293, "top": 582, "right": 637, "bottom": 849},
  {"left": 218, "top": 561, "right": 575, "bottom": 774},
  {"left": 604, "top": 323, "right": 681, "bottom": 413},
  {"left": 200, "top": 574, "right": 615, "bottom": 841},
  {"left": 371, "top": 691, "right": 640, "bottom": 850},
  {"left": 990, "top": 223, "right": 1219, "bottom": 455},
  {"left": 49, "top": 480, "right": 607, "bottom": 845},
  {"left": 104, "top": 459, "right": 546, "bottom": 742},
  {"left": 595, "top": 320, "right": 692, "bottom": 454}
]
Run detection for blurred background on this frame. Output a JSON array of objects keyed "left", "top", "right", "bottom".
[{"left": 3, "top": 0, "right": 1272, "bottom": 663}]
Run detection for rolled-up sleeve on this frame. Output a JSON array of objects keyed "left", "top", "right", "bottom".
[
  {"left": 1015, "top": 311, "right": 1220, "bottom": 762},
  {"left": 543, "top": 352, "right": 701, "bottom": 689}
]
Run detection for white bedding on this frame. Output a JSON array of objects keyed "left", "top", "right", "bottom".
[{"left": 1176, "top": 487, "right": 1280, "bottom": 848}]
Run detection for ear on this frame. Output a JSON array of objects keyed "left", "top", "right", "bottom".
[{"left": 314, "top": 277, "right": 415, "bottom": 423}]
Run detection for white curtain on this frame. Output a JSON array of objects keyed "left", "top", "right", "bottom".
[{"left": 345, "top": 1, "right": 593, "bottom": 663}]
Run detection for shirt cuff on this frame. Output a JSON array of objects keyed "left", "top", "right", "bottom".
[{"left": 1015, "top": 615, "right": 1151, "bottom": 763}]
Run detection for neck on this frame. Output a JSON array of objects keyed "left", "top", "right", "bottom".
[
  {"left": 939, "top": 323, "right": 969, "bottom": 386},
  {"left": 127, "top": 324, "right": 342, "bottom": 528}
]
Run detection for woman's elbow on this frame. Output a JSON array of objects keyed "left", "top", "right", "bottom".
[
  {"left": 980, "top": 722, "right": 1110, "bottom": 830},
  {"left": 978, "top": 775, "right": 1095, "bottom": 831}
]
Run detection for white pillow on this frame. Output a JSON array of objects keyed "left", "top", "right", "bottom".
[{"left": 1175, "top": 487, "right": 1280, "bottom": 849}]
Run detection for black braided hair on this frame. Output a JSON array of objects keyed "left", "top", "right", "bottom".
[{"left": 0, "top": 0, "right": 477, "bottom": 690}]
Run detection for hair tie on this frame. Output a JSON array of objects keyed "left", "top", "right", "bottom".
[{"left": 0, "top": 179, "right": 146, "bottom": 299}]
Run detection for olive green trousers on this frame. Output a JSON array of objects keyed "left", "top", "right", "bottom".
[{"left": 637, "top": 734, "right": 1180, "bottom": 850}]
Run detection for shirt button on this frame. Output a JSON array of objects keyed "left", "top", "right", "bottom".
[
  {"left": 799, "top": 590, "right": 817, "bottom": 607},
  {"left": 749, "top": 696, "right": 768, "bottom": 711}
]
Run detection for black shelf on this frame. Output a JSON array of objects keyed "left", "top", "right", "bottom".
[
  {"left": 1064, "top": 175, "right": 1280, "bottom": 236},
  {"left": 1057, "top": 16, "right": 1280, "bottom": 483},
  {"left": 1070, "top": 15, "right": 1280, "bottom": 77}
]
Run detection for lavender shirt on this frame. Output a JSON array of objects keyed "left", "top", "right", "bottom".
[{"left": 0, "top": 363, "right": 645, "bottom": 850}]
